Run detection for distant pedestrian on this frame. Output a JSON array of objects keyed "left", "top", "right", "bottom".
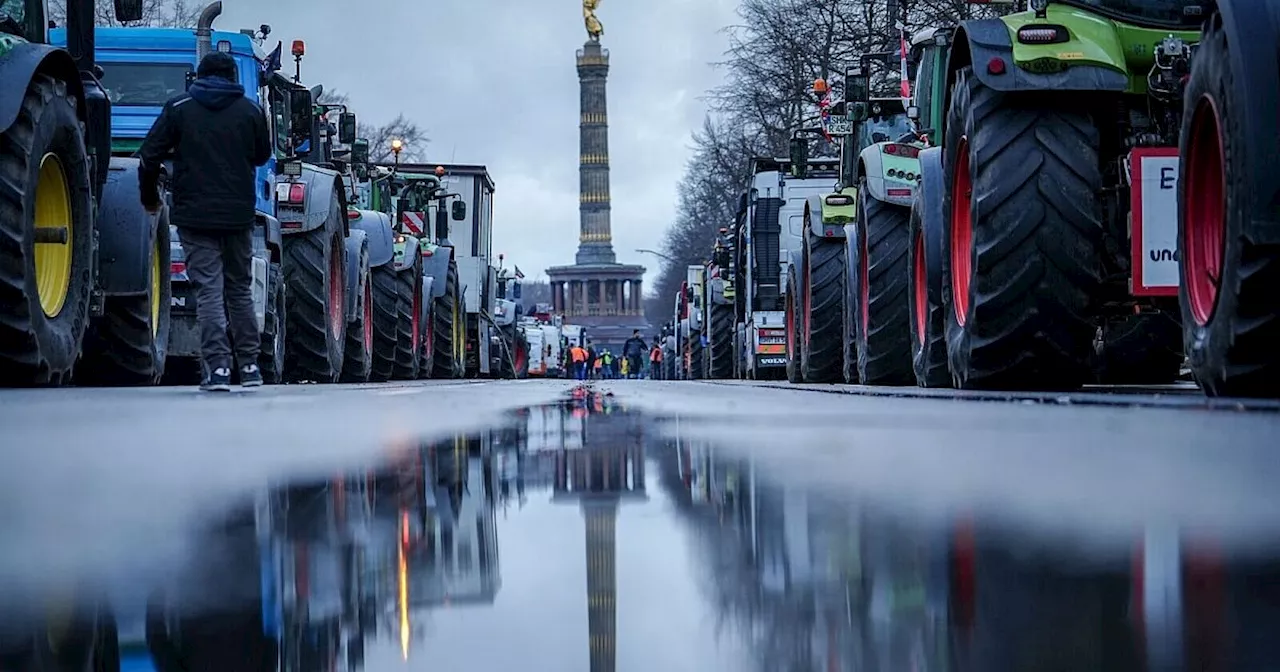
[
  {"left": 569, "top": 344, "right": 588, "bottom": 380},
  {"left": 623, "top": 329, "right": 646, "bottom": 379},
  {"left": 139, "top": 52, "right": 271, "bottom": 391}
]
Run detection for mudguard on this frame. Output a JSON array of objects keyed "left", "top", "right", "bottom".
[
  {"left": 422, "top": 244, "right": 452, "bottom": 300},
  {"left": 950, "top": 19, "right": 1128, "bottom": 95},
  {"left": 709, "top": 277, "right": 732, "bottom": 306},
  {"left": 859, "top": 145, "right": 919, "bottom": 207},
  {"left": 1216, "top": 2, "right": 1280, "bottom": 241},
  {"left": 256, "top": 212, "right": 282, "bottom": 262},
  {"left": 97, "top": 157, "right": 166, "bottom": 296},
  {"left": 0, "top": 43, "right": 87, "bottom": 131},
  {"left": 344, "top": 229, "right": 369, "bottom": 324},
  {"left": 277, "top": 164, "right": 347, "bottom": 235},
  {"left": 348, "top": 209, "right": 395, "bottom": 268},
  {"left": 806, "top": 193, "right": 853, "bottom": 239},
  {"left": 419, "top": 274, "right": 435, "bottom": 302},
  {"left": 915, "top": 147, "right": 946, "bottom": 304}
]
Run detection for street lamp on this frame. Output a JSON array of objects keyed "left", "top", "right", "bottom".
[
  {"left": 635, "top": 248, "right": 675, "bottom": 263},
  {"left": 390, "top": 138, "right": 403, "bottom": 170}
]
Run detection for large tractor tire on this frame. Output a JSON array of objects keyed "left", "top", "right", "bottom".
[
  {"left": 1095, "top": 311, "right": 1183, "bottom": 385},
  {"left": 852, "top": 183, "right": 913, "bottom": 386},
  {"left": 1178, "top": 10, "right": 1280, "bottom": 398},
  {"left": 259, "top": 262, "right": 286, "bottom": 384},
  {"left": 0, "top": 74, "right": 94, "bottom": 386},
  {"left": 841, "top": 228, "right": 859, "bottom": 385},
  {"left": 941, "top": 67, "right": 1103, "bottom": 391},
  {"left": 907, "top": 197, "right": 951, "bottom": 388},
  {"left": 785, "top": 267, "right": 803, "bottom": 383},
  {"left": 706, "top": 303, "right": 734, "bottom": 379},
  {"left": 282, "top": 200, "right": 346, "bottom": 383},
  {"left": 340, "top": 240, "right": 372, "bottom": 383},
  {"left": 392, "top": 257, "right": 424, "bottom": 381},
  {"left": 686, "top": 334, "right": 704, "bottom": 380},
  {"left": 368, "top": 264, "right": 400, "bottom": 382},
  {"left": 78, "top": 211, "right": 171, "bottom": 386},
  {"left": 801, "top": 234, "right": 845, "bottom": 383},
  {"left": 431, "top": 259, "right": 461, "bottom": 379},
  {"left": 417, "top": 295, "right": 435, "bottom": 379}
]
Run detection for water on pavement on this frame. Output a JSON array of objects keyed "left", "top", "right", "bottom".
[{"left": 1, "top": 385, "right": 1278, "bottom": 671}]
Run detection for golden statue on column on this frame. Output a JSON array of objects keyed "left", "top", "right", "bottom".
[{"left": 583, "top": 0, "right": 604, "bottom": 41}]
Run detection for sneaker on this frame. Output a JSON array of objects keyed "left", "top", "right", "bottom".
[
  {"left": 239, "top": 364, "right": 263, "bottom": 388},
  {"left": 200, "top": 367, "right": 232, "bottom": 392}
]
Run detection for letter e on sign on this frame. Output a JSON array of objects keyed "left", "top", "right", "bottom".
[{"left": 1130, "top": 148, "right": 1180, "bottom": 296}]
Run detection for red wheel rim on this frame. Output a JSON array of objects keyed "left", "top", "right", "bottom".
[
  {"left": 515, "top": 344, "right": 527, "bottom": 372},
  {"left": 951, "top": 139, "right": 973, "bottom": 326},
  {"left": 859, "top": 223, "right": 870, "bottom": 336},
  {"left": 423, "top": 304, "right": 434, "bottom": 360},
  {"left": 803, "top": 257, "right": 813, "bottom": 343},
  {"left": 1183, "top": 96, "right": 1226, "bottom": 326},
  {"left": 328, "top": 237, "right": 344, "bottom": 339},
  {"left": 362, "top": 278, "right": 372, "bottom": 353},
  {"left": 411, "top": 282, "right": 421, "bottom": 352},
  {"left": 913, "top": 229, "right": 927, "bottom": 344}
]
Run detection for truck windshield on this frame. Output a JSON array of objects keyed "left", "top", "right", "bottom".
[
  {"left": 99, "top": 62, "right": 192, "bottom": 106},
  {"left": 1065, "top": 0, "right": 1204, "bottom": 27}
]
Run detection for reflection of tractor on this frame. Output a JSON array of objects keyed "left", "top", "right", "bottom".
[
  {"left": 0, "top": 0, "right": 173, "bottom": 388},
  {"left": 1176, "top": 1, "right": 1280, "bottom": 398},
  {"left": 917, "top": 0, "right": 1202, "bottom": 390}
]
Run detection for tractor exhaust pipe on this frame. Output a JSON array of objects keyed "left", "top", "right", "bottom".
[{"left": 195, "top": 2, "right": 223, "bottom": 63}]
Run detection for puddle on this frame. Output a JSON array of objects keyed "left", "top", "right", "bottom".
[{"left": 1, "top": 388, "right": 1278, "bottom": 671}]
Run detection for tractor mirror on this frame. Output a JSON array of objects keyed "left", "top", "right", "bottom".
[
  {"left": 846, "top": 68, "right": 870, "bottom": 104},
  {"left": 789, "top": 137, "right": 809, "bottom": 179},
  {"left": 288, "top": 88, "right": 313, "bottom": 151},
  {"left": 114, "top": 0, "right": 143, "bottom": 22},
  {"left": 736, "top": 191, "right": 748, "bottom": 215},
  {"left": 338, "top": 112, "right": 357, "bottom": 145},
  {"left": 451, "top": 200, "right": 467, "bottom": 221},
  {"left": 350, "top": 138, "right": 369, "bottom": 165},
  {"left": 849, "top": 102, "right": 869, "bottom": 123}
]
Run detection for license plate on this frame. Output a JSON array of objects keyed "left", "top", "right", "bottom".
[
  {"left": 759, "top": 336, "right": 786, "bottom": 345},
  {"left": 826, "top": 118, "right": 854, "bottom": 135}
]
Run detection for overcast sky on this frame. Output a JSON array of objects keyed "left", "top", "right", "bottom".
[{"left": 217, "top": 0, "right": 739, "bottom": 288}]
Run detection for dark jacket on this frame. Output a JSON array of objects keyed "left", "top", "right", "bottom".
[
  {"left": 139, "top": 76, "right": 272, "bottom": 231},
  {"left": 623, "top": 336, "right": 646, "bottom": 358}
]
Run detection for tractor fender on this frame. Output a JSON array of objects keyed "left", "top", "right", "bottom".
[
  {"left": 858, "top": 146, "right": 917, "bottom": 207},
  {"left": 915, "top": 147, "right": 947, "bottom": 305},
  {"left": 393, "top": 234, "right": 420, "bottom": 272},
  {"left": 278, "top": 164, "right": 347, "bottom": 236},
  {"left": 348, "top": 209, "right": 395, "bottom": 268},
  {"left": 1214, "top": 2, "right": 1280, "bottom": 242},
  {"left": 343, "top": 229, "right": 369, "bottom": 323},
  {"left": 255, "top": 212, "right": 282, "bottom": 263},
  {"left": 422, "top": 245, "right": 452, "bottom": 300},
  {"left": 947, "top": 19, "right": 1127, "bottom": 100},
  {"left": 97, "top": 157, "right": 165, "bottom": 297},
  {"left": 419, "top": 274, "right": 435, "bottom": 302},
  {"left": 805, "top": 193, "right": 851, "bottom": 240},
  {"left": 0, "top": 43, "right": 87, "bottom": 132}
]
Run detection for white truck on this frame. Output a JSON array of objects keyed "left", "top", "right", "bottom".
[{"left": 429, "top": 164, "right": 499, "bottom": 377}]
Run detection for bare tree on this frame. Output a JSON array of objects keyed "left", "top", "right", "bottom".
[
  {"left": 318, "top": 90, "right": 429, "bottom": 164},
  {"left": 49, "top": 0, "right": 202, "bottom": 27}
]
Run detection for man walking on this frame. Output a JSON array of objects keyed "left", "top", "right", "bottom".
[
  {"left": 622, "top": 330, "right": 646, "bottom": 379},
  {"left": 139, "top": 52, "right": 272, "bottom": 391}
]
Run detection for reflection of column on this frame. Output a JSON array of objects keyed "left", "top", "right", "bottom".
[{"left": 583, "top": 499, "right": 618, "bottom": 672}]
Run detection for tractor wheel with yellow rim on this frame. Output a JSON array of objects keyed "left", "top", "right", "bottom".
[
  {"left": 430, "top": 256, "right": 462, "bottom": 379},
  {"left": 0, "top": 74, "right": 94, "bottom": 386}
]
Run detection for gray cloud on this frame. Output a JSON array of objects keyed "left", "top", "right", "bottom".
[{"left": 218, "top": 0, "right": 739, "bottom": 287}]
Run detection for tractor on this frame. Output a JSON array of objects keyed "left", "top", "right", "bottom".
[
  {"left": 0, "top": 0, "right": 171, "bottom": 389},
  {"left": 922, "top": 0, "right": 1202, "bottom": 390},
  {"left": 1176, "top": 0, "right": 1280, "bottom": 398}
]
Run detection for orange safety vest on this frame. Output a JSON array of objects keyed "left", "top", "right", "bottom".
[{"left": 570, "top": 346, "right": 586, "bottom": 363}]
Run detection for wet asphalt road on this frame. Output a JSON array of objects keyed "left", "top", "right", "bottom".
[{"left": 1, "top": 380, "right": 1279, "bottom": 671}]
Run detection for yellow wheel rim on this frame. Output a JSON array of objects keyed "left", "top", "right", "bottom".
[
  {"left": 34, "top": 153, "right": 74, "bottom": 317},
  {"left": 150, "top": 240, "right": 161, "bottom": 336}
]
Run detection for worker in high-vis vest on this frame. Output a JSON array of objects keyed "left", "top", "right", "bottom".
[{"left": 570, "top": 345, "right": 588, "bottom": 380}]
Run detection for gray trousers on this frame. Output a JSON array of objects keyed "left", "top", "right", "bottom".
[{"left": 179, "top": 227, "right": 259, "bottom": 372}]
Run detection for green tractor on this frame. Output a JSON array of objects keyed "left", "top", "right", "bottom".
[
  {"left": 0, "top": 0, "right": 173, "bottom": 389},
  {"left": 1176, "top": 0, "right": 1280, "bottom": 398},
  {"left": 928, "top": 0, "right": 1202, "bottom": 390}
]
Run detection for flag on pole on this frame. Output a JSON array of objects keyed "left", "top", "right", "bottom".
[{"left": 899, "top": 32, "right": 911, "bottom": 101}]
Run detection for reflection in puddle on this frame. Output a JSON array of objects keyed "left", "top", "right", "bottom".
[{"left": 1, "top": 389, "right": 1278, "bottom": 671}]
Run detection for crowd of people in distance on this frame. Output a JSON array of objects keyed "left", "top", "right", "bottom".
[{"left": 565, "top": 330, "right": 666, "bottom": 380}]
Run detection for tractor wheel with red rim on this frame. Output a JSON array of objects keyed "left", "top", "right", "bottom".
[
  {"left": 800, "top": 231, "right": 845, "bottom": 383},
  {"left": 940, "top": 66, "right": 1102, "bottom": 390},
  {"left": 1178, "top": 12, "right": 1280, "bottom": 398},
  {"left": 854, "top": 178, "right": 913, "bottom": 386},
  {"left": 283, "top": 198, "right": 346, "bottom": 383},
  {"left": 340, "top": 238, "right": 372, "bottom": 383},
  {"left": 907, "top": 188, "right": 950, "bottom": 388}
]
